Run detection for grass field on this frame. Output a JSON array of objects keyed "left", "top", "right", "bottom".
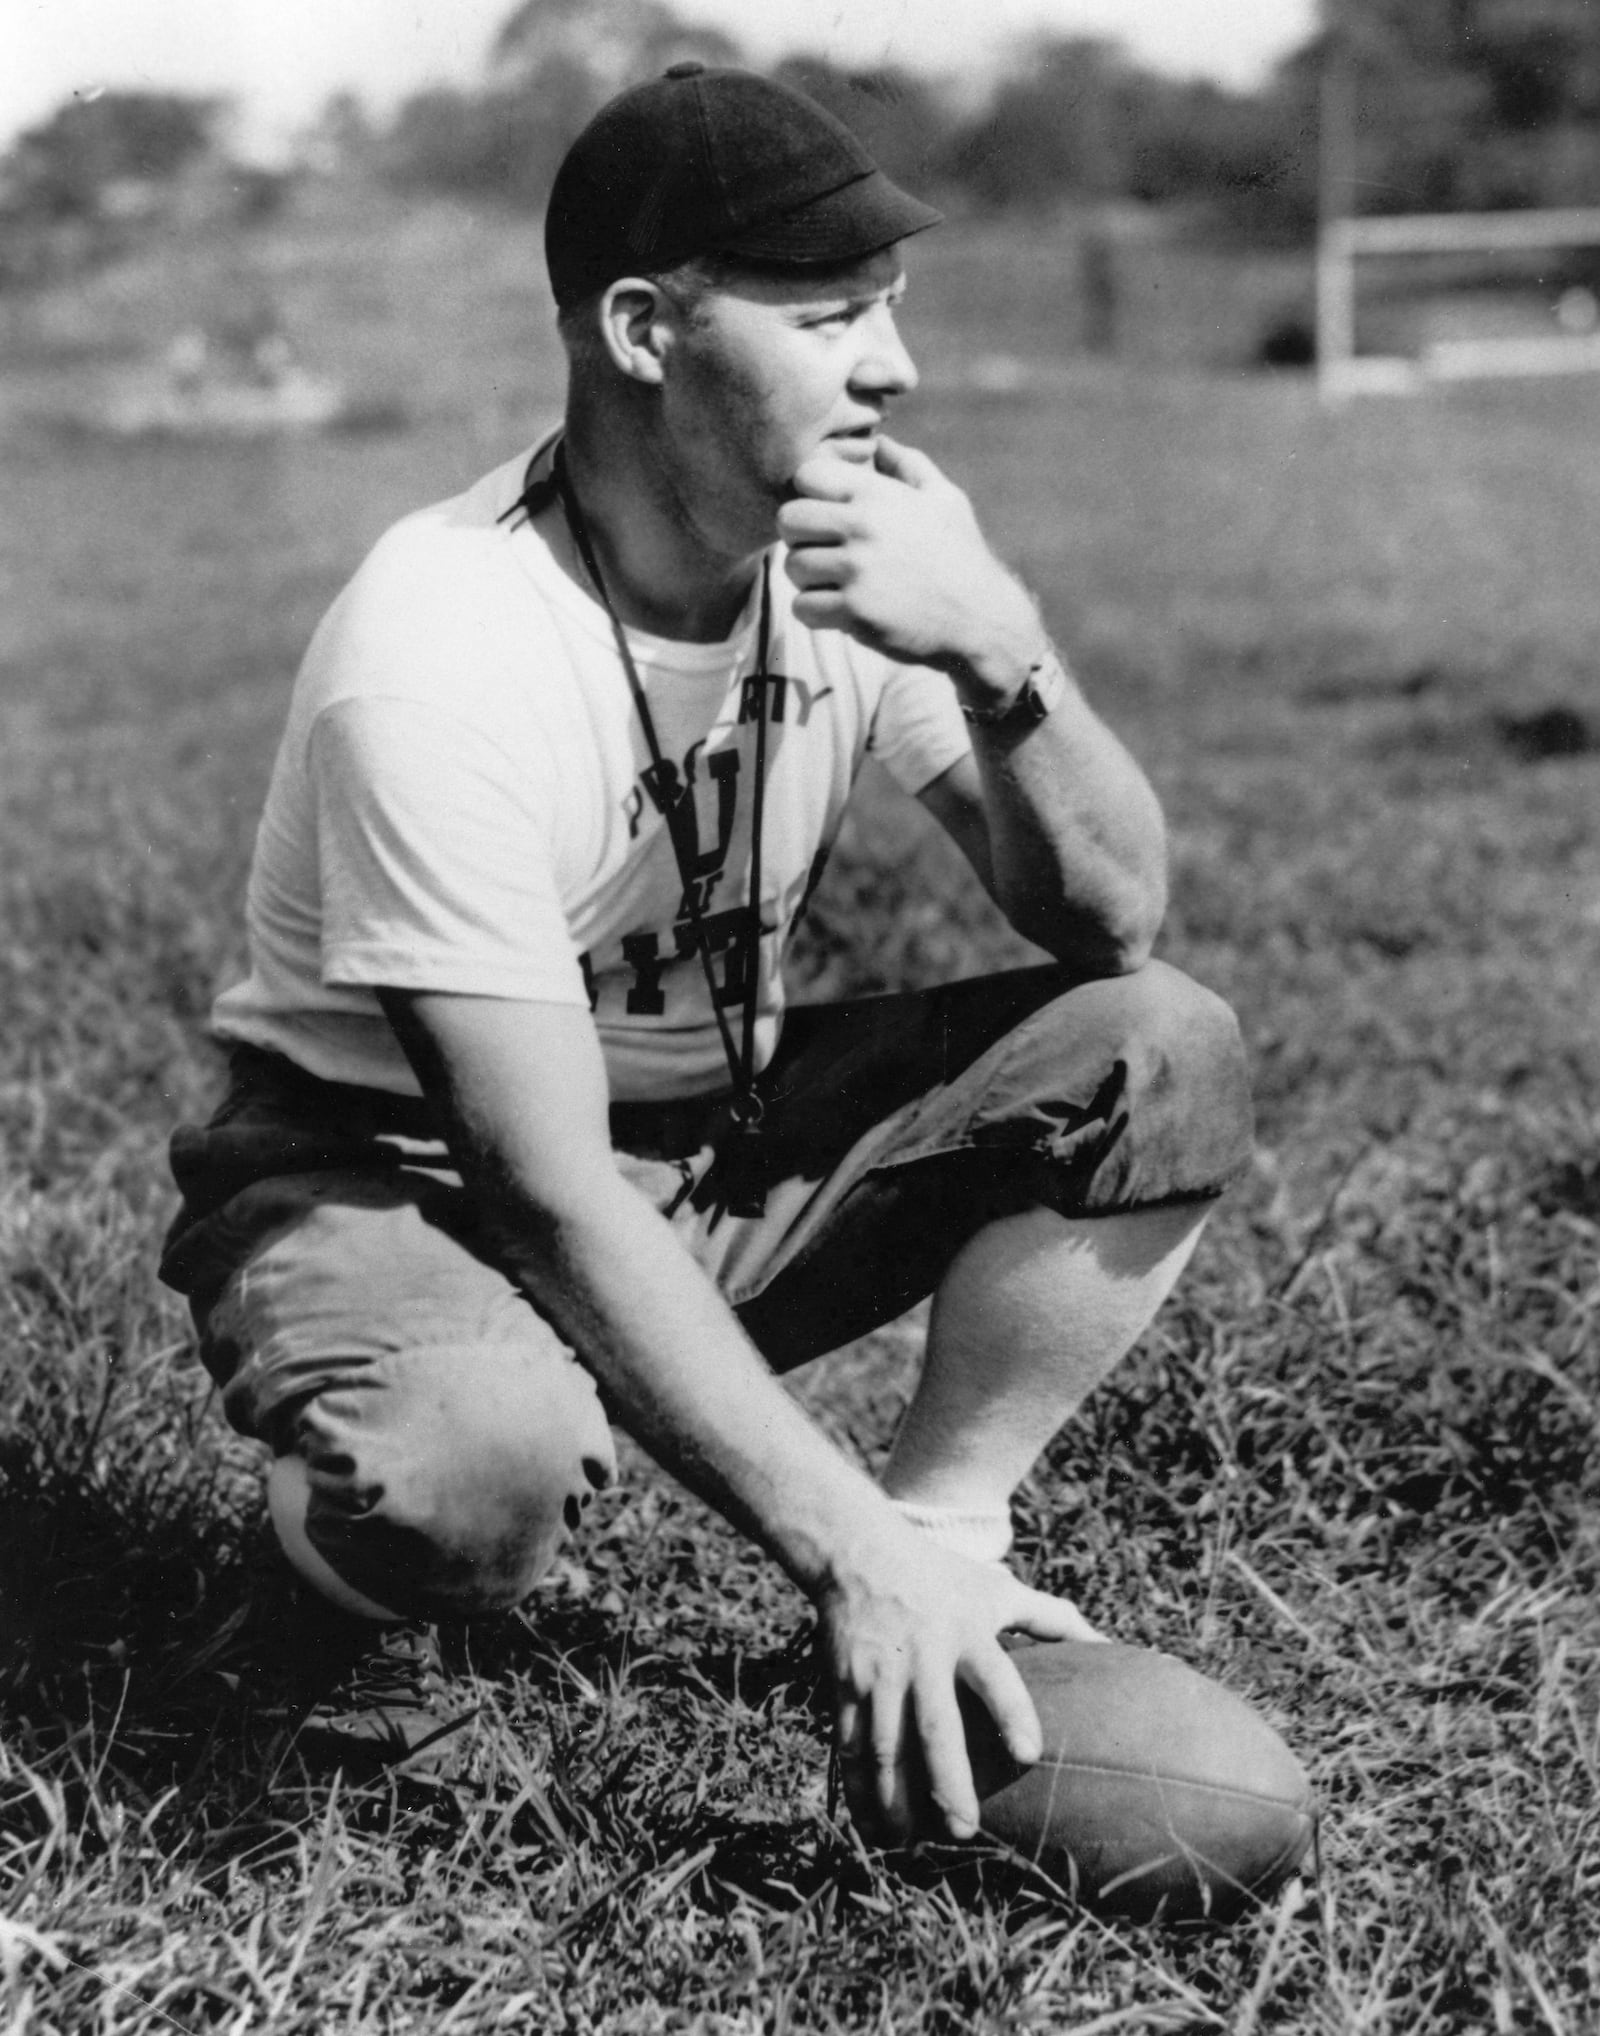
[{"left": 2, "top": 182, "right": 1599, "bottom": 2033}]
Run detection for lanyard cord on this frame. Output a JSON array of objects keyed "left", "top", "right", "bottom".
[
  {"left": 550, "top": 440, "right": 771, "bottom": 1129},
  {"left": 742, "top": 579, "right": 772, "bottom": 1108}
]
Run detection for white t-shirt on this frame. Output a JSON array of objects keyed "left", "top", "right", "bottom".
[{"left": 213, "top": 443, "right": 973, "bottom": 1101}]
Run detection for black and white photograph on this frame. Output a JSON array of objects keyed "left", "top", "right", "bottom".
[{"left": 2, "top": 0, "right": 1597, "bottom": 2028}]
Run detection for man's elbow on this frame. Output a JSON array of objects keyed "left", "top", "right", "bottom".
[
  {"left": 1081, "top": 909, "right": 1163, "bottom": 977},
  {"left": 1025, "top": 871, "right": 1165, "bottom": 976},
  {"left": 1107, "top": 865, "right": 1167, "bottom": 969},
  {"left": 1096, "top": 923, "right": 1159, "bottom": 977}
]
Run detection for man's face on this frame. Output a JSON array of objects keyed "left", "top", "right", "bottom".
[{"left": 657, "top": 248, "right": 918, "bottom": 555}]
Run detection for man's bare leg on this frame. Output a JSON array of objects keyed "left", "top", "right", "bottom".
[{"left": 879, "top": 1202, "right": 1213, "bottom": 1552}]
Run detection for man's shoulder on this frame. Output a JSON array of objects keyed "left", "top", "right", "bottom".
[
  {"left": 350, "top": 445, "right": 546, "bottom": 609},
  {"left": 297, "top": 444, "right": 569, "bottom": 717}
]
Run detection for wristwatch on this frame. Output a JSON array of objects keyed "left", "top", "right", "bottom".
[{"left": 960, "top": 652, "right": 1069, "bottom": 729}]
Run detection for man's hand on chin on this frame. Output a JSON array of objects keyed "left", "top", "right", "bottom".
[
  {"left": 777, "top": 436, "right": 1045, "bottom": 684},
  {"left": 818, "top": 1523, "right": 1103, "bottom": 1847}
]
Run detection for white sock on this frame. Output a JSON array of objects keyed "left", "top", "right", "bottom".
[{"left": 890, "top": 1498, "right": 1013, "bottom": 1565}]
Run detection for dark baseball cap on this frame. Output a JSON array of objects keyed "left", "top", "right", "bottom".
[{"left": 545, "top": 63, "right": 942, "bottom": 311}]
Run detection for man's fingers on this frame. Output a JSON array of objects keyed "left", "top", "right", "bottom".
[
  {"left": 913, "top": 1678, "right": 981, "bottom": 1840},
  {"left": 790, "top": 589, "right": 853, "bottom": 634},
  {"left": 1005, "top": 1587, "right": 1106, "bottom": 1645},
  {"left": 782, "top": 545, "right": 847, "bottom": 593},
  {"left": 789, "top": 452, "right": 861, "bottom": 502},
  {"left": 775, "top": 498, "right": 847, "bottom": 546},
  {"left": 835, "top": 1695, "right": 879, "bottom": 1835},
  {"left": 870, "top": 1678, "right": 912, "bottom": 1824},
  {"left": 836, "top": 1674, "right": 917, "bottom": 1838},
  {"left": 960, "top": 1646, "right": 1044, "bottom": 1770},
  {"left": 873, "top": 434, "right": 941, "bottom": 489},
  {"left": 836, "top": 1675, "right": 914, "bottom": 1837}
]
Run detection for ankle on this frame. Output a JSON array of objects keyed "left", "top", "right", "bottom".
[{"left": 888, "top": 1498, "right": 1013, "bottom": 1565}]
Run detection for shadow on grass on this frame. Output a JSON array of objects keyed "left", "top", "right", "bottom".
[
  {"left": 0, "top": 1435, "right": 283, "bottom": 1779},
  {"left": 1535, "top": 1155, "right": 1600, "bottom": 1225}
]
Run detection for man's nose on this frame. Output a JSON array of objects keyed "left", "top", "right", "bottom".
[{"left": 852, "top": 308, "right": 919, "bottom": 397}]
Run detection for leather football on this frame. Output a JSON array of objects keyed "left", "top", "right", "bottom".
[{"left": 963, "top": 1640, "right": 1315, "bottom": 1922}]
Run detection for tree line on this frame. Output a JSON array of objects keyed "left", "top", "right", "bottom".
[
  {"left": 4, "top": 0, "right": 1598, "bottom": 255},
  {"left": 373, "top": 0, "right": 1315, "bottom": 242}
]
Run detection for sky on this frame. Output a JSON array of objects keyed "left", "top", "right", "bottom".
[{"left": 4, "top": 0, "right": 1318, "bottom": 162}]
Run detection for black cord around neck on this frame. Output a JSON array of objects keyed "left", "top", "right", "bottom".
[{"left": 549, "top": 440, "right": 774, "bottom": 1162}]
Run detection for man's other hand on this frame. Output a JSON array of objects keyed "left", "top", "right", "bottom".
[
  {"left": 819, "top": 1527, "right": 1103, "bottom": 1847},
  {"left": 778, "top": 435, "right": 1044, "bottom": 682}
]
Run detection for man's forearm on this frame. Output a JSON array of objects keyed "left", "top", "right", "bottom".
[
  {"left": 966, "top": 647, "right": 1168, "bottom": 969},
  {"left": 480, "top": 1157, "right": 896, "bottom": 1593},
  {"left": 935, "top": 619, "right": 1167, "bottom": 968},
  {"left": 776, "top": 442, "right": 1166, "bottom": 970}
]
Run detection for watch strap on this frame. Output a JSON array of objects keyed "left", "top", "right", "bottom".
[{"left": 960, "top": 652, "right": 1068, "bottom": 729}]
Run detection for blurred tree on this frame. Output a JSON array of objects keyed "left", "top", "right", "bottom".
[
  {"left": 770, "top": 57, "right": 958, "bottom": 196},
  {"left": 1307, "top": 0, "right": 1600, "bottom": 213},
  {"left": 490, "top": 0, "right": 738, "bottom": 99},
  {"left": 383, "top": 82, "right": 550, "bottom": 203},
  {"left": 2, "top": 91, "right": 221, "bottom": 220},
  {"left": 947, "top": 39, "right": 1128, "bottom": 209},
  {"left": 1124, "top": 76, "right": 1307, "bottom": 217},
  {"left": 297, "top": 91, "right": 376, "bottom": 177},
  {"left": 377, "top": 0, "right": 1599, "bottom": 242},
  {"left": 939, "top": 37, "right": 1309, "bottom": 236},
  {"left": 385, "top": 0, "right": 738, "bottom": 206}
]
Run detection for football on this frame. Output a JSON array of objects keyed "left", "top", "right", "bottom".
[{"left": 962, "top": 1640, "right": 1315, "bottom": 1922}]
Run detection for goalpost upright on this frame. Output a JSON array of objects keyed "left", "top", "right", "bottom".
[{"left": 1315, "top": 0, "right": 1600, "bottom": 401}]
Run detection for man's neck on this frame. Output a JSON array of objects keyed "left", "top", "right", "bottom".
[{"left": 557, "top": 411, "right": 761, "bottom": 644}]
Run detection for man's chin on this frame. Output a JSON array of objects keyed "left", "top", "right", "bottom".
[{"left": 776, "top": 434, "right": 877, "bottom": 504}]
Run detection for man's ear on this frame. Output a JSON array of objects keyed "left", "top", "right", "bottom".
[{"left": 598, "top": 278, "right": 671, "bottom": 386}]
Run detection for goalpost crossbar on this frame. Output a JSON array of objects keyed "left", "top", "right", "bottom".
[
  {"left": 1329, "top": 207, "right": 1600, "bottom": 259},
  {"left": 1317, "top": 207, "right": 1600, "bottom": 400}
]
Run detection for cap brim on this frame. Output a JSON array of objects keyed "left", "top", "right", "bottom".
[{"left": 716, "top": 169, "right": 942, "bottom": 269}]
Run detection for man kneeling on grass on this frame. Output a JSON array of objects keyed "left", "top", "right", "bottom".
[{"left": 160, "top": 66, "right": 1252, "bottom": 1844}]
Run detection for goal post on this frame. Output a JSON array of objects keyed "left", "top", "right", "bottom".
[
  {"left": 1315, "top": 0, "right": 1600, "bottom": 401},
  {"left": 1317, "top": 206, "right": 1600, "bottom": 401}
]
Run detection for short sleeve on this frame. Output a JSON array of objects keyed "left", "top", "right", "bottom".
[
  {"left": 308, "top": 696, "right": 590, "bottom": 1005},
  {"left": 865, "top": 655, "right": 972, "bottom": 795}
]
